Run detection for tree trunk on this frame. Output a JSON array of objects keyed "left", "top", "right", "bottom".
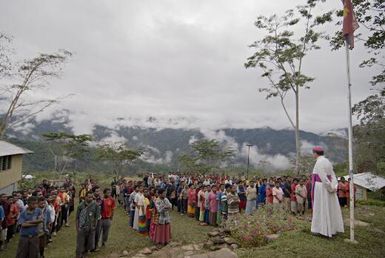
[{"left": 295, "top": 86, "right": 301, "bottom": 175}]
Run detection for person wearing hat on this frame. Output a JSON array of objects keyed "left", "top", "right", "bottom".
[{"left": 310, "top": 146, "right": 344, "bottom": 237}]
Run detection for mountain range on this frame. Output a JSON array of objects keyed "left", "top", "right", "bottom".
[{"left": 6, "top": 113, "right": 348, "bottom": 172}]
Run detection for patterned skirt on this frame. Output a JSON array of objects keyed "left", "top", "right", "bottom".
[
  {"left": 187, "top": 205, "right": 195, "bottom": 217},
  {"left": 138, "top": 215, "right": 147, "bottom": 234},
  {"left": 216, "top": 211, "right": 222, "bottom": 226},
  {"left": 153, "top": 223, "right": 171, "bottom": 245},
  {"left": 149, "top": 222, "right": 156, "bottom": 240}
]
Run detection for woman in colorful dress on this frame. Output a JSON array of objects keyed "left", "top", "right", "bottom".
[
  {"left": 187, "top": 184, "right": 196, "bottom": 218},
  {"left": 153, "top": 189, "right": 172, "bottom": 245},
  {"left": 216, "top": 184, "right": 224, "bottom": 226},
  {"left": 149, "top": 192, "right": 159, "bottom": 242},
  {"left": 208, "top": 185, "right": 218, "bottom": 226}
]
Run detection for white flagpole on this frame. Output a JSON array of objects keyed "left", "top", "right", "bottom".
[{"left": 345, "top": 43, "right": 355, "bottom": 242}]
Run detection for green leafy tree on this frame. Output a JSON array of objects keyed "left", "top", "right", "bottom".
[
  {"left": 179, "top": 139, "right": 234, "bottom": 174},
  {"left": 96, "top": 142, "right": 143, "bottom": 177},
  {"left": 245, "top": 0, "right": 332, "bottom": 174},
  {"left": 43, "top": 132, "right": 92, "bottom": 173}
]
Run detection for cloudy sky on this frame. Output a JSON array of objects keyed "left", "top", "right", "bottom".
[{"left": 0, "top": 0, "right": 378, "bottom": 134}]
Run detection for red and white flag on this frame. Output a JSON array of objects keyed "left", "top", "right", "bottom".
[{"left": 342, "top": 0, "right": 359, "bottom": 49}]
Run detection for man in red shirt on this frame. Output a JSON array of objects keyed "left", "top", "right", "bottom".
[
  {"left": 290, "top": 178, "right": 298, "bottom": 215},
  {"left": 100, "top": 188, "right": 115, "bottom": 247}
]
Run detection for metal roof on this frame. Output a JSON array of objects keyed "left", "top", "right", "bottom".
[
  {"left": 0, "top": 140, "right": 33, "bottom": 156},
  {"left": 343, "top": 172, "right": 385, "bottom": 191}
]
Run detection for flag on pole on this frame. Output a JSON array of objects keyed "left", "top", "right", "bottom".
[{"left": 343, "top": 0, "right": 359, "bottom": 49}]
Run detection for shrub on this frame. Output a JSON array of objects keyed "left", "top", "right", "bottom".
[{"left": 231, "top": 206, "right": 303, "bottom": 247}]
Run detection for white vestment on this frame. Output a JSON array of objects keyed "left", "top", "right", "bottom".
[
  {"left": 311, "top": 156, "right": 344, "bottom": 237},
  {"left": 133, "top": 192, "right": 144, "bottom": 230}
]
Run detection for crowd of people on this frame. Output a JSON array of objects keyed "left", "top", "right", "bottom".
[
  {"left": 0, "top": 179, "right": 76, "bottom": 258},
  {"left": 115, "top": 172, "right": 313, "bottom": 239},
  {"left": 0, "top": 146, "right": 348, "bottom": 257},
  {"left": 116, "top": 146, "right": 346, "bottom": 242}
]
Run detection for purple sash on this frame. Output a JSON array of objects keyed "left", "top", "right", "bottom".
[{"left": 311, "top": 174, "right": 332, "bottom": 208}]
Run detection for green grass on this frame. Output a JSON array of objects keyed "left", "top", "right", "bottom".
[{"left": 236, "top": 205, "right": 385, "bottom": 258}]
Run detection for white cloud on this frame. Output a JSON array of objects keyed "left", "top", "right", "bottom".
[
  {"left": 0, "top": 0, "right": 376, "bottom": 134},
  {"left": 240, "top": 143, "right": 291, "bottom": 171}
]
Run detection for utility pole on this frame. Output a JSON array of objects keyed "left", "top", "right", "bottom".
[{"left": 246, "top": 144, "right": 252, "bottom": 179}]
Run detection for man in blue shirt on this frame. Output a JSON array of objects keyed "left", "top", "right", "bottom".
[{"left": 16, "top": 196, "right": 42, "bottom": 258}]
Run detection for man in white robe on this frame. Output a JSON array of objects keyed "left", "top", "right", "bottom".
[{"left": 311, "top": 146, "right": 344, "bottom": 237}]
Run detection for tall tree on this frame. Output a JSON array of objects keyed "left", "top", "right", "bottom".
[
  {"left": 0, "top": 33, "right": 12, "bottom": 79},
  {"left": 0, "top": 33, "right": 72, "bottom": 138},
  {"left": 43, "top": 132, "right": 92, "bottom": 173},
  {"left": 96, "top": 142, "right": 143, "bottom": 177},
  {"left": 179, "top": 139, "right": 234, "bottom": 174},
  {"left": 245, "top": 0, "right": 332, "bottom": 174}
]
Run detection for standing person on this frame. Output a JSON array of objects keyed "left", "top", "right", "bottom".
[
  {"left": 272, "top": 182, "right": 284, "bottom": 210},
  {"left": 138, "top": 190, "right": 148, "bottom": 235},
  {"left": 37, "top": 197, "right": 49, "bottom": 258},
  {"left": 128, "top": 186, "right": 137, "bottom": 227},
  {"left": 181, "top": 185, "right": 188, "bottom": 215},
  {"left": 295, "top": 179, "right": 308, "bottom": 215},
  {"left": 220, "top": 184, "right": 231, "bottom": 224},
  {"left": 187, "top": 184, "right": 196, "bottom": 218},
  {"left": 245, "top": 182, "right": 257, "bottom": 215},
  {"left": 290, "top": 179, "right": 298, "bottom": 215},
  {"left": 144, "top": 191, "right": 152, "bottom": 234},
  {"left": 133, "top": 186, "right": 145, "bottom": 231},
  {"left": 16, "top": 196, "right": 43, "bottom": 258},
  {"left": 194, "top": 185, "right": 201, "bottom": 221},
  {"left": 198, "top": 186, "right": 206, "bottom": 225},
  {"left": 237, "top": 182, "right": 246, "bottom": 212},
  {"left": 92, "top": 187, "right": 103, "bottom": 252},
  {"left": 6, "top": 196, "right": 19, "bottom": 242},
  {"left": 257, "top": 179, "right": 267, "bottom": 207},
  {"left": 305, "top": 176, "right": 312, "bottom": 210},
  {"left": 149, "top": 192, "right": 159, "bottom": 242},
  {"left": 79, "top": 184, "right": 87, "bottom": 202},
  {"left": 153, "top": 189, "right": 172, "bottom": 246},
  {"left": 337, "top": 177, "right": 347, "bottom": 207},
  {"left": 344, "top": 178, "right": 356, "bottom": 207},
  {"left": 226, "top": 185, "right": 240, "bottom": 230},
  {"left": 266, "top": 183, "right": 274, "bottom": 205},
  {"left": 208, "top": 186, "right": 218, "bottom": 226},
  {"left": 204, "top": 186, "right": 210, "bottom": 225},
  {"left": 0, "top": 193, "right": 9, "bottom": 250},
  {"left": 282, "top": 177, "right": 291, "bottom": 212},
  {"left": 216, "top": 184, "right": 225, "bottom": 226},
  {"left": 311, "top": 146, "right": 344, "bottom": 237},
  {"left": 100, "top": 188, "right": 115, "bottom": 246},
  {"left": 45, "top": 197, "right": 55, "bottom": 244},
  {"left": 75, "top": 191, "right": 100, "bottom": 258}
]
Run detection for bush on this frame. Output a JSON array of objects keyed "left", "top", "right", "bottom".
[
  {"left": 356, "top": 199, "right": 385, "bottom": 207},
  {"left": 231, "top": 206, "right": 303, "bottom": 247}
]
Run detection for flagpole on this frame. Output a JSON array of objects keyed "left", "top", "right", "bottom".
[{"left": 345, "top": 43, "right": 356, "bottom": 243}]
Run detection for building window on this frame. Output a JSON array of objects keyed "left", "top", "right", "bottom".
[{"left": 0, "top": 156, "right": 12, "bottom": 171}]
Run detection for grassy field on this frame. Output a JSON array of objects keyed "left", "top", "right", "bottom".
[{"left": 236, "top": 205, "right": 385, "bottom": 258}]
